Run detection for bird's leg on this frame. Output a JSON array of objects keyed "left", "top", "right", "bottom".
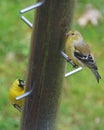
[
  {"left": 72, "top": 62, "right": 78, "bottom": 68},
  {"left": 61, "top": 51, "right": 78, "bottom": 68},
  {"left": 13, "top": 104, "right": 22, "bottom": 112},
  {"left": 67, "top": 57, "right": 78, "bottom": 68}
]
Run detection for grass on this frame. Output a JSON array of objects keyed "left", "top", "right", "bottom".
[{"left": 0, "top": 0, "right": 104, "bottom": 130}]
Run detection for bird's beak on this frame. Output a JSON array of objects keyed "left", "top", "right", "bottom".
[{"left": 65, "top": 32, "right": 69, "bottom": 37}]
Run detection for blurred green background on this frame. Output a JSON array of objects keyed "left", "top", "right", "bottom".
[{"left": 0, "top": 0, "right": 104, "bottom": 130}]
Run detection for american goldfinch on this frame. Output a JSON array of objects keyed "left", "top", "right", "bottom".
[
  {"left": 65, "top": 30, "right": 101, "bottom": 83},
  {"left": 9, "top": 79, "right": 25, "bottom": 111}
]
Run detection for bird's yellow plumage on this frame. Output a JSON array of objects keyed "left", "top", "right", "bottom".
[
  {"left": 65, "top": 30, "right": 101, "bottom": 83},
  {"left": 9, "top": 79, "right": 25, "bottom": 111}
]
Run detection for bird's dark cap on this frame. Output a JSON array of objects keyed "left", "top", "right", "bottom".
[{"left": 18, "top": 79, "right": 24, "bottom": 88}]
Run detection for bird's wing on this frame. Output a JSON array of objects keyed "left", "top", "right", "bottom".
[
  {"left": 74, "top": 51, "right": 97, "bottom": 69},
  {"left": 74, "top": 42, "right": 91, "bottom": 55},
  {"left": 74, "top": 51, "right": 101, "bottom": 83}
]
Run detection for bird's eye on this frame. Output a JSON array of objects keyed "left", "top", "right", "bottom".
[{"left": 71, "top": 33, "right": 74, "bottom": 35}]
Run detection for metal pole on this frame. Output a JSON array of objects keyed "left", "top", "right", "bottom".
[{"left": 21, "top": 0, "right": 75, "bottom": 130}]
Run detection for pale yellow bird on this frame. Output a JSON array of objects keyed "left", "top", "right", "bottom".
[{"left": 65, "top": 30, "right": 101, "bottom": 83}]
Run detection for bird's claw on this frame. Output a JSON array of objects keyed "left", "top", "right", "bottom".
[
  {"left": 72, "top": 63, "right": 78, "bottom": 68},
  {"left": 13, "top": 104, "right": 22, "bottom": 112},
  {"left": 66, "top": 57, "right": 78, "bottom": 68}
]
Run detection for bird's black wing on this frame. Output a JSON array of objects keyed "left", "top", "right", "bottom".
[
  {"left": 74, "top": 51, "right": 101, "bottom": 83},
  {"left": 74, "top": 51, "right": 97, "bottom": 69}
]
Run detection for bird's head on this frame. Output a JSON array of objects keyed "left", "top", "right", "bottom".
[
  {"left": 18, "top": 79, "right": 24, "bottom": 89},
  {"left": 65, "top": 30, "right": 83, "bottom": 43},
  {"left": 11, "top": 79, "right": 24, "bottom": 90}
]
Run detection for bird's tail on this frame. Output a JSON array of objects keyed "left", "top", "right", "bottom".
[{"left": 91, "top": 68, "right": 101, "bottom": 83}]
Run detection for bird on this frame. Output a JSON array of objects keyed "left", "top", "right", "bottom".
[
  {"left": 64, "top": 30, "right": 101, "bottom": 83},
  {"left": 8, "top": 79, "right": 25, "bottom": 111}
]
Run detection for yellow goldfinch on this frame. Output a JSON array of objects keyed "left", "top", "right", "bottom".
[
  {"left": 9, "top": 79, "right": 25, "bottom": 111},
  {"left": 65, "top": 30, "right": 101, "bottom": 83}
]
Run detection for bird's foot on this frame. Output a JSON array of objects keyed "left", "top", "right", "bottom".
[{"left": 13, "top": 104, "right": 22, "bottom": 112}]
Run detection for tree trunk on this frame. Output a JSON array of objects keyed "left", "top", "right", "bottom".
[{"left": 21, "top": 0, "right": 75, "bottom": 130}]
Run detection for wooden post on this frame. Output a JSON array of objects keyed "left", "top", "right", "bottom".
[{"left": 21, "top": 0, "right": 75, "bottom": 130}]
